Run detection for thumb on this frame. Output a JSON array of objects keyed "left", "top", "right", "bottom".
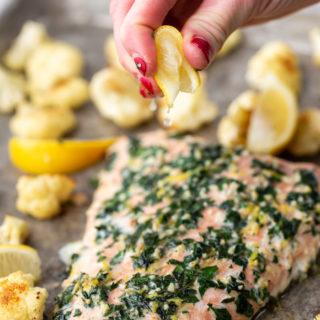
[{"left": 182, "top": 0, "right": 252, "bottom": 70}]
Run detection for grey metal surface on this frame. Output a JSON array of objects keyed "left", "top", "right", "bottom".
[{"left": 0, "top": 0, "right": 320, "bottom": 318}]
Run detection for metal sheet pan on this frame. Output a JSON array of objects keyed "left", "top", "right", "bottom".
[{"left": 0, "top": 1, "right": 320, "bottom": 318}]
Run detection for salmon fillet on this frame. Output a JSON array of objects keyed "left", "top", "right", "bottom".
[{"left": 53, "top": 131, "right": 320, "bottom": 320}]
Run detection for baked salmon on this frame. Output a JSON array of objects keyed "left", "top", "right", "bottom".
[{"left": 53, "top": 131, "right": 320, "bottom": 320}]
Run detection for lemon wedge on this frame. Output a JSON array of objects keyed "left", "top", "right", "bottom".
[
  {"left": 246, "top": 74, "right": 298, "bottom": 154},
  {"left": 9, "top": 137, "right": 115, "bottom": 174},
  {"left": 216, "top": 30, "right": 242, "bottom": 58},
  {"left": 154, "top": 25, "right": 200, "bottom": 107},
  {"left": 0, "top": 244, "right": 41, "bottom": 280}
]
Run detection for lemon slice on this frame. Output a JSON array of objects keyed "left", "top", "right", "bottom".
[
  {"left": 154, "top": 25, "right": 200, "bottom": 107},
  {"left": 247, "top": 74, "right": 298, "bottom": 154},
  {"left": 9, "top": 137, "right": 115, "bottom": 174},
  {"left": 0, "top": 244, "right": 41, "bottom": 280}
]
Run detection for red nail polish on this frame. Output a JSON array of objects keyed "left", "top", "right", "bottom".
[
  {"left": 133, "top": 56, "right": 147, "bottom": 76},
  {"left": 140, "top": 77, "right": 154, "bottom": 95},
  {"left": 190, "top": 36, "right": 213, "bottom": 63},
  {"left": 139, "top": 87, "right": 147, "bottom": 98}
]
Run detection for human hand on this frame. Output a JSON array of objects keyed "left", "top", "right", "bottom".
[{"left": 110, "top": 0, "right": 319, "bottom": 96}]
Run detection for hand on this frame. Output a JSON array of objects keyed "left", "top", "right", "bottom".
[{"left": 110, "top": 0, "right": 319, "bottom": 96}]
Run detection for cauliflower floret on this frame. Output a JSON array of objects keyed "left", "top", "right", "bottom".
[
  {"left": 0, "top": 216, "right": 28, "bottom": 244},
  {"left": 217, "top": 116, "right": 247, "bottom": 147},
  {"left": 27, "top": 41, "right": 84, "bottom": 91},
  {"left": 104, "top": 35, "right": 124, "bottom": 69},
  {"left": 246, "top": 41, "right": 301, "bottom": 95},
  {"left": 29, "top": 77, "right": 89, "bottom": 109},
  {"left": 216, "top": 30, "right": 242, "bottom": 59},
  {"left": 10, "top": 102, "right": 76, "bottom": 139},
  {"left": 90, "top": 67, "right": 153, "bottom": 128},
  {"left": 0, "top": 66, "right": 26, "bottom": 113},
  {"left": 157, "top": 73, "right": 218, "bottom": 133},
  {"left": 217, "top": 90, "right": 258, "bottom": 147},
  {"left": 310, "top": 28, "right": 320, "bottom": 67},
  {"left": 287, "top": 109, "right": 320, "bottom": 156},
  {"left": 16, "top": 174, "right": 75, "bottom": 219},
  {"left": 228, "top": 90, "right": 259, "bottom": 126},
  {"left": 0, "top": 271, "right": 48, "bottom": 320},
  {"left": 3, "top": 21, "right": 48, "bottom": 71}
]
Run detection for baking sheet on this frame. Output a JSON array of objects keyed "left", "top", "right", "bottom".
[{"left": 0, "top": 0, "right": 320, "bottom": 318}]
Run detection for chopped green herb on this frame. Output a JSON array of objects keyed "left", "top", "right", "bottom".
[
  {"left": 89, "top": 177, "right": 99, "bottom": 189},
  {"left": 208, "top": 304, "right": 232, "bottom": 320},
  {"left": 74, "top": 309, "right": 82, "bottom": 317},
  {"left": 106, "top": 152, "right": 117, "bottom": 171},
  {"left": 235, "top": 293, "right": 254, "bottom": 317},
  {"left": 221, "top": 297, "right": 235, "bottom": 303}
]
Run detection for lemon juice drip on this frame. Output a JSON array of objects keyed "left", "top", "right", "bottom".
[
  {"left": 163, "top": 107, "right": 172, "bottom": 127},
  {"left": 149, "top": 99, "right": 157, "bottom": 111}
]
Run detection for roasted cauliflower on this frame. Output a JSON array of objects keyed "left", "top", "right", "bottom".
[
  {"left": 104, "top": 35, "right": 123, "bottom": 69},
  {"left": 0, "top": 66, "right": 26, "bottom": 113},
  {"left": 310, "top": 28, "right": 320, "bottom": 67},
  {"left": 217, "top": 117, "right": 246, "bottom": 147},
  {"left": 157, "top": 73, "right": 218, "bottom": 133},
  {"left": 29, "top": 77, "right": 89, "bottom": 109},
  {"left": 217, "top": 90, "right": 258, "bottom": 147},
  {"left": 227, "top": 90, "right": 259, "bottom": 126},
  {"left": 10, "top": 102, "right": 76, "bottom": 139},
  {"left": 246, "top": 41, "right": 301, "bottom": 95},
  {"left": 90, "top": 68, "right": 153, "bottom": 128},
  {"left": 0, "top": 271, "right": 48, "bottom": 320},
  {"left": 3, "top": 21, "right": 48, "bottom": 71},
  {"left": 26, "top": 41, "right": 84, "bottom": 91},
  {"left": 216, "top": 30, "right": 242, "bottom": 59},
  {"left": 0, "top": 216, "right": 28, "bottom": 245},
  {"left": 287, "top": 109, "right": 320, "bottom": 156},
  {"left": 16, "top": 174, "right": 75, "bottom": 219}
]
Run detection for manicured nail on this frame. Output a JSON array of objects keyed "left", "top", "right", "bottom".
[
  {"left": 140, "top": 77, "right": 154, "bottom": 95},
  {"left": 139, "top": 87, "right": 147, "bottom": 98},
  {"left": 190, "top": 36, "right": 213, "bottom": 63},
  {"left": 133, "top": 56, "right": 147, "bottom": 76}
]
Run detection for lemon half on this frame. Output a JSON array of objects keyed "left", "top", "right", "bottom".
[
  {"left": 247, "top": 74, "right": 298, "bottom": 154},
  {"left": 0, "top": 244, "right": 41, "bottom": 280},
  {"left": 154, "top": 25, "right": 200, "bottom": 107}
]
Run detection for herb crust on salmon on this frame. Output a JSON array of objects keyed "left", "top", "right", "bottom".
[{"left": 53, "top": 131, "right": 320, "bottom": 320}]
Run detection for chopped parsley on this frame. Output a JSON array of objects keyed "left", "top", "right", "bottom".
[
  {"left": 73, "top": 309, "right": 82, "bottom": 317},
  {"left": 54, "top": 136, "right": 320, "bottom": 320},
  {"left": 208, "top": 304, "right": 232, "bottom": 320}
]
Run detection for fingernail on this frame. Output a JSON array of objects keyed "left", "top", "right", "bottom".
[
  {"left": 139, "top": 87, "right": 147, "bottom": 98},
  {"left": 140, "top": 77, "right": 154, "bottom": 95},
  {"left": 190, "top": 36, "right": 213, "bottom": 63},
  {"left": 133, "top": 55, "right": 147, "bottom": 76}
]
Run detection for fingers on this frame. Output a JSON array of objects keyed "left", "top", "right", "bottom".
[
  {"left": 182, "top": 0, "right": 251, "bottom": 70},
  {"left": 138, "top": 75, "right": 163, "bottom": 97},
  {"left": 112, "top": 0, "right": 176, "bottom": 97},
  {"left": 110, "top": 0, "right": 136, "bottom": 75},
  {"left": 110, "top": 0, "right": 134, "bottom": 25},
  {"left": 119, "top": 0, "right": 178, "bottom": 77},
  {"left": 244, "top": 0, "right": 320, "bottom": 26},
  {"left": 111, "top": 0, "right": 162, "bottom": 97}
]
